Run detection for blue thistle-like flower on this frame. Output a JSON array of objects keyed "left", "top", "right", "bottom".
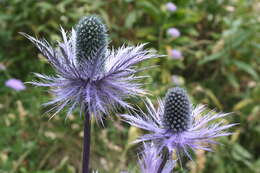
[
  {"left": 22, "top": 15, "right": 158, "bottom": 122},
  {"left": 139, "top": 143, "right": 175, "bottom": 173},
  {"left": 120, "top": 87, "right": 236, "bottom": 160}
]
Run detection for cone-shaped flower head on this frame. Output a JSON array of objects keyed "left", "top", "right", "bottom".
[
  {"left": 139, "top": 143, "right": 175, "bottom": 173},
  {"left": 120, "top": 87, "right": 236, "bottom": 160},
  {"left": 76, "top": 15, "right": 107, "bottom": 62},
  {"left": 163, "top": 87, "right": 191, "bottom": 132},
  {"left": 22, "top": 15, "right": 158, "bottom": 122}
]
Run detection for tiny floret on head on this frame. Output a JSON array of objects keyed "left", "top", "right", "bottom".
[
  {"left": 76, "top": 15, "right": 107, "bottom": 61},
  {"left": 163, "top": 87, "right": 191, "bottom": 133}
]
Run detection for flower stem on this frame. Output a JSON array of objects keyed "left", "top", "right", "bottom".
[
  {"left": 82, "top": 110, "right": 91, "bottom": 173},
  {"left": 157, "top": 149, "right": 169, "bottom": 173}
]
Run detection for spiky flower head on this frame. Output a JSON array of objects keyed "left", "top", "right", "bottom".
[
  {"left": 163, "top": 87, "right": 191, "bottom": 133},
  {"left": 76, "top": 15, "right": 107, "bottom": 62},
  {"left": 120, "top": 87, "right": 236, "bottom": 160},
  {"left": 138, "top": 143, "right": 175, "bottom": 173},
  {"left": 22, "top": 15, "right": 158, "bottom": 122}
]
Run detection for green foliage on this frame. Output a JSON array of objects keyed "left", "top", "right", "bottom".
[{"left": 0, "top": 0, "right": 259, "bottom": 173}]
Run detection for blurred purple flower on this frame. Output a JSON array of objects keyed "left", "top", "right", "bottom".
[
  {"left": 139, "top": 143, "right": 175, "bottom": 173},
  {"left": 167, "top": 28, "right": 180, "bottom": 38},
  {"left": 120, "top": 87, "right": 236, "bottom": 161},
  {"left": 22, "top": 27, "right": 158, "bottom": 122},
  {"left": 166, "top": 2, "right": 177, "bottom": 12},
  {"left": 170, "top": 49, "right": 182, "bottom": 59},
  {"left": 5, "top": 78, "right": 26, "bottom": 91}
]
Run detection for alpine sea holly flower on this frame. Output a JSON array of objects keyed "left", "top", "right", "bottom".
[
  {"left": 23, "top": 15, "right": 159, "bottom": 173},
  {"left": 120, "top": 87, "right": 236, "bottom": 160},
  {"left": 167, "top": 28, "right": 180, "bottom": 38},
  {"left": 139, "top": 143, "right": 175, "bottom": 173},
  {"left": 5, "top": 78, "right": 26, "bottom": 91},
  {"left": 165, "top": 2, "right": 177, "bottom": 12},
  {"left": 21, "top": 15, "right": 158, "bottom": 122}
]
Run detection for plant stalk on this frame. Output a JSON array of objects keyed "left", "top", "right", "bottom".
[{"left": 82, "top": 110, "right": 91, "bottom": 173}]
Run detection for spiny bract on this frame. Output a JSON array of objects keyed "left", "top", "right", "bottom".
[{"left": 138, "top": 143, "right": 175, "bottom": 173}]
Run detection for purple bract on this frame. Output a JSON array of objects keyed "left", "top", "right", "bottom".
[{"left": 139, "top": 143, "right": 175, "bottom": 173}]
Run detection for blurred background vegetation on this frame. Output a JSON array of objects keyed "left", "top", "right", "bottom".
[{"left": 0, "top": 0, "right": 260, "bottom": 173}]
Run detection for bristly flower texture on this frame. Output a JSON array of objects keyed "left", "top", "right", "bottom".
[
  {"left": 120, "top": 87, "right": 236, "bottom": 160},
  {"left": 22, "top": 15, "right": 158, "bottom": 122},
  {"left": 139, "top": 143, "right": 175, "bottom": 173}
]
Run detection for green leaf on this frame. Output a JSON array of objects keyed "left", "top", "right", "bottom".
[
  {"left": 226, "top": 30, "right": 251, "bottom": 49},
  {"left": 204, "top": 89, "right": 223, "bottom": 110},
  {"left": 137, "top": 1, "right": 161, "bottom": 22},
  {"left": 233, "top": 99, "right": 253, "bottom": 111},
  {"left": 198, "top": 51, "right": 226, "bottom": 65},
  {"left": 233, "top": 144, "right": 252, "bottom": 160},
  {"left": 125, "top": 11, "right": 137, "bottom": 28},
  {"left": 136, "top": 27, "right": 156, "bottom": 38},
  {"left": 232, "top": 60, "right": 259, "bottom": 80},
  {"left": 227, "top": 73, "right": 240, "bottom": 89}
]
